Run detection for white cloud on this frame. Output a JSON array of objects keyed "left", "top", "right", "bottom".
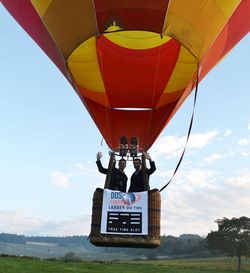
[
  {"left": 225, "top": 170, "right": 250, "bottom": 187},
  {"left": 151, "top": 130, "right": 218, "bottom": 158},
  {"left": 247, "top": 123, "right": 250, "bottom": 130},
  {"left": 73, "top": 162, "right": 100, "bottom": 178},
  {"left": 0, "top": 210, "right": 90, "bottom": 236},
  {"left": 238, "top": 137, "right": 250, "bottom": 146},
  {"left": 51, "top": 171, "right": 74, "bottom": 188},
  {"left": 73, "top": 161, "right": 117, "bottom": 189},
  {"left": 172, "top": 167, "right": 219, "bottom": 191},
  {"left": 237, "top": 136, "right": 250, "bottom": 157},
  {"left": 184, "top": 168, "right": 217, "bottom": 188},
  {"left": 188, "top": 131, "right": 218, "bottom": 149},
  {"left": 203, "top": 153, "right": 223, "bottom": 163},
  {"left": 34, "top": 216, "right": 91, "bottom": 236},
  {"left": 240, "top": 151, "right": 250, "bottom": 157},
  {"left": 150, "top": 135, "right": 185, "bottom": 158},
  {"left": 0, "top": 210, "right": 42, "bottom": 235},
  {"left": 50, "top": 159, "right": 124, "bottom": 191},
  {"left": 224, "top": 129, "right": 233, "bottom": 136},
  {"left": 160, "top": 168, "right": 250, "bottom": 236}
]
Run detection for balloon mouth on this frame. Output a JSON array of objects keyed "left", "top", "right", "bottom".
[{"left": 113, "top": 108, "right": 153, "bottom": 111}]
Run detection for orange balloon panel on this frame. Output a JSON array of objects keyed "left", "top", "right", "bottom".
[
  {"left": 2, "top": 0, "right": 250, "bottom": 150},
  {"left": 95, "top": 36, "right": 181, "bottom": 108}
]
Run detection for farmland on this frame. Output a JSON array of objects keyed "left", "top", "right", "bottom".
[{"left": 1, "top": 256, "right": 250, "bottom": 273}]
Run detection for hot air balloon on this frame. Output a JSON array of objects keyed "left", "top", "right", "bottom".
[{"left": 2, "top": 0, "right": 249, "bottom": 248}]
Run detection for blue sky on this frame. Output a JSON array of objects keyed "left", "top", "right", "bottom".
[{"left": 0, "top": 5, "right": 249, "bottom": 237}]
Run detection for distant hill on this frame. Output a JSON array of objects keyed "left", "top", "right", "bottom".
[
  {"left": 0, "top": 233, "right": 210, "bottom": 260},
  {"left": 0, "top": 233, "right": 91, "bottom": 247},
  {"left": 0, "top": 233, "right": 98, "bottom": 259},
  {"left": 179, "top": 234, "right": 203, "bottom": 241}
]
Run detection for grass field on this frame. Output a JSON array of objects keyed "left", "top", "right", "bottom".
[{"left": 0, "top": 256, "right": 250, "bottom": 273}]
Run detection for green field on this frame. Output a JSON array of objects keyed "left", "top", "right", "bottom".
[{"left": 0, "top": 257, "right": 250, "bottom": 273}]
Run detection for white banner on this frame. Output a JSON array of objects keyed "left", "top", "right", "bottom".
[{"left": 100, "top": 189, "right": 148, "bottom": 235}]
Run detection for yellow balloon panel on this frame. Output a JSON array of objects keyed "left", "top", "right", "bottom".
[
  {"left": 30, "top": 0, "right": 97, "bottom": 59},
  {"left": 31, "top": 0, "right": 53, "bottom": 17},
  {"left": 215, "top": 0, "right": 241, "bottom": 17},
  {"left": 67, "top": 37, "right": 105, "bottom": 93},
  {"left": 163, "top": 46, "right": 198, "bottom": 93},
  {"left": 104, "top": 31, "right": 171, "bottom": 50},
  {"left": 166, "top": 0, "right": 241, "bottom": 59}
]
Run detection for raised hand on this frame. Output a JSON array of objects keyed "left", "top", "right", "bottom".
[{"left": 96, "top": 151, "right": 103, "bottom": 161}]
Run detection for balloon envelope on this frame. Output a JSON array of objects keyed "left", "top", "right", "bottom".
[{"left": 2, "top": 0, "right": 250, "bottom": 150}]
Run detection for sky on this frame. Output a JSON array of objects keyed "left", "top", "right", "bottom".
[{"left": 0, "top": 5, "right": 249, "bottom": 237}]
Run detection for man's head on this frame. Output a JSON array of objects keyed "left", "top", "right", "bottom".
[
  {"left": 118, "top": 158, "right": 126, "bottom": 172},
  {"left": 133, "top": 158, "right": 141, "bottom": 171}
]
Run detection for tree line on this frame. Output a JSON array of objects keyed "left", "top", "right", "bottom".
[
  {"left": 0, "top": 232, "right": 207, "bottom": 257},
  {"left": 0, "top": 233, "right": 90, "bottom": 247}
]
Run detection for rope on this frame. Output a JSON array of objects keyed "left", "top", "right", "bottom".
[{"left": 159, "top": 69, "right": 200, "bottom": 192}]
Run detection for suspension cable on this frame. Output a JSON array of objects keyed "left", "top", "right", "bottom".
[{"left": 159, "top": 68, "right": 200, "bottom": 192}]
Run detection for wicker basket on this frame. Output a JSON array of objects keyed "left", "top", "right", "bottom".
[{"left": 89, "top": 188, "right": 161, "bottom": 248}]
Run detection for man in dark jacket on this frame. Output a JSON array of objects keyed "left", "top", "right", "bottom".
[
  {"left": 96, "top": 152, "right": 127, "bottom": 192},
  {"left": 128, "top": 151, "right": 156, "bottom": 192}
]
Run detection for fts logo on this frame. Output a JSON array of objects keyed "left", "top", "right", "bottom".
[{"left": 110, "top": 192, "right": 141, "bottom": 205}]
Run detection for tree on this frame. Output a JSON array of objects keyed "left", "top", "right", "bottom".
[
  {"left": 207, "top": 216, "right": 250, "bottom": 272},
  {"left": 63, "top": 252, "right": 81, "bottom": 262}
]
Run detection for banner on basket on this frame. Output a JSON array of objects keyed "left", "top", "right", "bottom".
[{"left": 100, "top": 189, "right": 148, "bottom": 235}]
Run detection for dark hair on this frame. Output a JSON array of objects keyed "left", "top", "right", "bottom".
[
  {"left": 119, "top": 158, "right": 126, "bottom": 163},
  {"left": 133, "top": 158, "right": 141, "bottom": 163}
]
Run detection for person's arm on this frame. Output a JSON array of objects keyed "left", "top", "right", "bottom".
[
  {"left": 96, "top": 160, "right": 108, "bottom": 174},
  {"left": 148, "top": 160, "right": 156, "bottom": 175},
  {"left": 142, "top": 151, "right": 156, "bottom": 175},
  {"left": 96, "top": 152, "right": 108, "bottom": 174}
]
